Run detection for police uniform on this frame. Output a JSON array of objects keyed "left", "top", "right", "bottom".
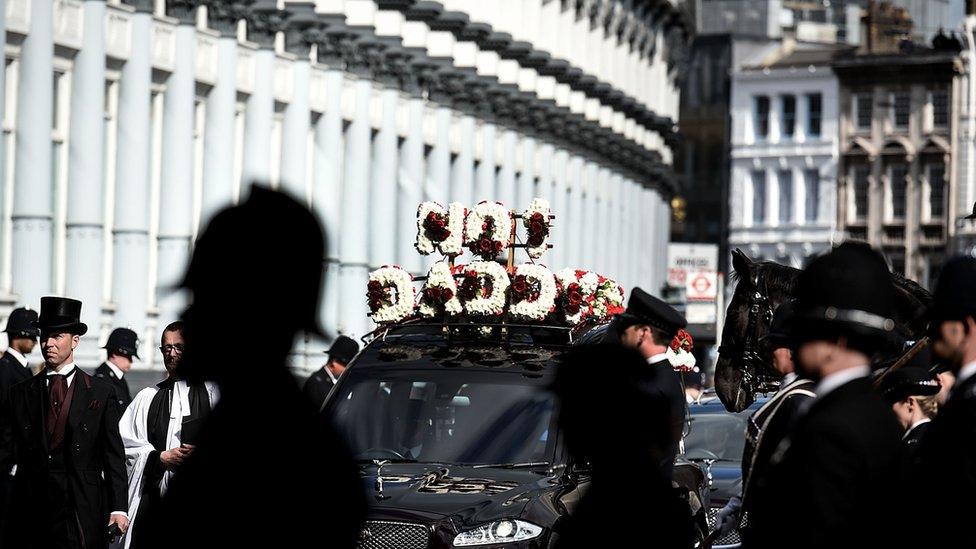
[
  {"left": 302, "top": 335, "right": 359, "bottom": 411},
  {"left": 878, "top": 366, "right": 940, "bottom": 460},
  {"left": 0, "top": 307, "right": 38, "bottom": 533},
  {"left": 747, "top": 243, "right": 906, "bottom": 549},
  {"left": 95, "top": 327, "right": 139, "bottom": 410}
]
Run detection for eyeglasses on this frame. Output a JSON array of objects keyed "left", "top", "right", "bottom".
[{"left": 159, "top": 344, "right": 185, "bottom": 354}]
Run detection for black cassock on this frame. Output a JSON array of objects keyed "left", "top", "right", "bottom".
[
  {"left": 94, "top": 363, "right": 132, "bottom": 410},
  {"left": 748, "top": 377, "right": 905, "bottom": 549},
  {"left": 302, "top": 368, "right": 336, "bottom": 411},
  {"left": 0, "top": 369, "right": 127, "bottom": 548}
]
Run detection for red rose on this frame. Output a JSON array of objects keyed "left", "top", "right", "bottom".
[
  {"left": 442, "top": 288, "right": 454, "bottom": 301},
  {"left": 527, "top": 234, "right": 545, "bottom": 247},
  {"left": 529, "top": 220, "right": 545, "bottom": 234},
  {"left": 512, "top": 277, "right": 529, "bottom": 296},
  {"left": 425, "top": 287, "right": 442, "bottom": 301},
  {"left": 566, "top": 284, "right": 583, "bottom": 306},
  {"left": 493, "top": 240, "right": 504, "bottom": 252},
  {"left": 368, "top": 280, "right": 382, "bottom": 292},
  {"left": 478, "top": 239, "right": 493, "bottom": 254}
]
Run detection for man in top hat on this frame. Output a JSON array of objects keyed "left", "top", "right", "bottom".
[
  {"left": 613, "top": 287, "right": 687, "bottom": 476},
  {"left": 878, "top": 366, "right": 940, "bottom": 458},
  {"left": 746, "top": 243, "right": 906, "bottom": 548},
  {"left": 1, "top": 308, "right": 39, "bottom": 398},
  {"left": 303, "top": 335, "right": 359, "bottom": 411},
  {"left": 719, "top": 301, "right": 815, "bottom": 543},
  {"left": 95, "top": 328, "right": 139, "bottom": 409},
  {"left": 0, "top": 296, "right": 129, "bottom": 547},
  {"left": 910, "top": 255, "right": 976, "bottom": 547}
]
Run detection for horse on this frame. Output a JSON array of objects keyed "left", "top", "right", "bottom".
[{"left": 714, "top": 248, "right": 933, "bottom": 412}]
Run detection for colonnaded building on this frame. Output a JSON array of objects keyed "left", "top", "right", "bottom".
[{"left": 0, "top": 0, "right": 690, "bottom": 372}]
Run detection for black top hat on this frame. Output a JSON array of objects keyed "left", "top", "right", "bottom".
[
  {"left": 33, "top": 297, "right": 88, "bottom": 336},
  {"left": 760, "top": 300, "right": 796, "bottom": 350},
  {"left": 3, "top": 307, "right": 39, "bottom": 340},
  {"left": 104, "top": 327, "right": 139, "bottom": 359},
  {"left": 929, "top": 255, "right": 976, "bottom": 324},
  {"left": 326, "top": 335, "right": 359, "bottom": 364},
  {"left": 614, "top": 287, "right": 687, "bottom": 335},
  {"left": 965, "top": 202, "right": 976, "bottom": 220},
  {"left": 879, "top": 367, "right": 940, "bottom": 404},
  {"left": 792, "top": 242, "right": 900, "bottom": 351}
]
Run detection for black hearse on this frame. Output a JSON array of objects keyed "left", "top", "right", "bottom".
[{"left": 322, "top": 321, "right": 709, "bottom": 549}]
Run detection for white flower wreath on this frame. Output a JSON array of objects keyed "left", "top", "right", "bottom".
[
  {"left": 591, "top": 277, "right": 625, "bottom": 320},
  {"left": 367, "top": 266, "right": 416, "bottom": 324},
  {"left": 417, "top": 262, "right": 463, "bottom": 318},
  {"left": 521, "top": 198, "right": 552, "bottom": 260},
  {"left": 666, "top": 347, "right": 698, "bottom": 371},
  {"left": 415, "top": 201, "right": 465, "bottom": 257},
  {"left": 464, "top": 201, "right": 513, "bottom": 260},
  {"left": 555, "top": 268, "right": 600, "bottom": 325},
  {"left": 458, "top": 260, "right": 510, "bottom": 317},
  {"left": 509, "top": 264, "right": 558, "bottom": 321}
]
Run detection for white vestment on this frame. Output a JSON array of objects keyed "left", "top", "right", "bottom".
[{"left": 119, "top": 380, "right": 219, "bottom": 548}]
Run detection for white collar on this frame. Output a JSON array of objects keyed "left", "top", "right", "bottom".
[
  {"left": 815, "top": 365, "right": 870, "bottom": 400},
  {"left": 778, "top": 372, "right": 798, "bottom": 391},
  {"left": 105, "top": 359, "right": 125, "bottom": 380},
  {"left": 903, "top": 418, "right": 931, "bottom": 439},
  {"left": 956, "top": 360, "right": 976, "bottom": 387},
  {"left": 324, "top": 365, "right": 338, "bottom": 384},
  {"left": 46, "top": 362, "right": 76, "bottom": 376},
  {"left": 5, "top": 348, "right": 28, "bottom": 368},
  {"left": 647, "top": 353, "right": 670, "bottom": 364}
]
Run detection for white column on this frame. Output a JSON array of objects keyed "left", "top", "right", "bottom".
[
  {"left": 338, "top": 78, "right": 372, "bottom": 338},
  {"left": 0, "top": 0, "right": 5, "bottom": 198},
  {"left": 550, "top": 149, "right": 569, "bottom": 269},
  {"left": 595, "top": 167, "right": 611, "bottom": 274},
  {"left": 428, "top": 106, "right": 451, "bottom": 204},
  {"left": 659, "top": 194, "right": 671, "bottom": 293},
  {"left": 157, "top": 13, "right": 197, "bottom": 328},
  {"left": 475, "top": 123, "right": 496, "bottom": 201},
  {"left": 312, "top": 69, "right": 344, "bottom": 336},
  {"left": 242, "top": 45, "right": 276, "bottom": 184},
  {"left": 641, "top": 187, "right": 655, "bottom": 290},
  {"left": 496, "top": 129, "right": 517, "bottom": 207},
  {"left": 536, "top": 142, "right": 554, "bottom": 202},
  {"left": 397, "top": 96, "right": 425, "bottom": 275},
  {"left": 627, "top": 180, "right": 641, "bottom": 288},
  {"left": 609, "top": 174, "right": 624, "bottom": 282},
  {"left": 369, "top": 86, "right": 400, "bottom": 270},
  {"left": 516, "top": 135, "right": 536, "bottom": 207},
  {"left": 280, "top": 55, "right": 311, "bottom": 200},
  {"left": 581, "top": 161, "right": 599, "bottom": 267},
  {"left": 201, "top": 20, "right": 240, "bottom": 225},
  {"left": 11, "top": 0, "right": 55, "bottom": 308},
  {"left": 112, "top": 6, "right": 153, "bottom": 339},
  {"left": 451, "top": 114, "right": 475, "bottom": 206},
  {"left": 65, "top": 0, "right": 107, "bottom": 346},
  {"left": 566, "top": 155, "right": 585, "bottom": 268}
]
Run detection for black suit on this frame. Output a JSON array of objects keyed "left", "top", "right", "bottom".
[
  {"left": 748, "top": 377, "right": 905, "bottom": 549},
  {"left": 0, "top": 369, "right": 128, "bottom": 548},
  {"left": 0, "top": 352, "right": 32, "bottom": 533},
  {"left": 94, "top": 363, "right": 132, "bottom": 409},
  {"left": 302, "top": 368, "right": 335, "bottom": 411},
  {"left": 643, "top": 358, "right": 686, "bottom": 477},
  {"left": 911, "top": 373, "right": 976, "bottom": 547}
]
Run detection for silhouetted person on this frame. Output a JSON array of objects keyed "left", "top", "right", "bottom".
[
  {"left": 95, "top": 327, "right": 139, "bottom": 409},
  {"left": 0, "top": 307, "right": 38, "bottom": 533},
  {"left": 303, "top": 335, "right": 359, "bottom": 410},
  {"left": 142, "top": 186, "right": 366, "bottom": 548},
  {"left": 553, "top": 344, "right": 693, "bottom": 549}
]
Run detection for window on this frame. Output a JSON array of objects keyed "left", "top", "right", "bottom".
[
  {"left": 778, "top": 170, "right": 793, "bottom": 223},
  {"left": 752, "top": 170, "right": 766, "bottom": 224},
  {"left": 931, "top": 89, "right": 949, "bottom": 128},
  {"left": 889, "top": 163, "right": 907, "bottom": 219},
  {"left": 781, "top": 95, "right": 796, "bottom": 138},
  {"left": 853, "top": 165, "right": 870, "bottom": 221},
  {"left": 807, "top": 93, "right": 822, "bottom": 137},
  {"left": 893, "top": 91, "right": 910, "bottom": 129},
  {"left": 805, "top": 169, "right": 819, "bottom": 222},
  {"left": 755, "top": 96, "right": 770, "bottom": 139},
  {"left": 928, "top": 163, "right": 946, "bottom": 218},
  {"left": 855, "top": 93, "right": 873, "bottom": 130}
]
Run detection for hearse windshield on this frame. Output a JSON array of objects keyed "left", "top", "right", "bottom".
[{"left": 330, "top": 368, "right": 556, "bottom": 466}]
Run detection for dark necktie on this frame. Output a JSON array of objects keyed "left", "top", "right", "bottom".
[{"left": 46, "top": 370, "right": 75, "bottom": 449}]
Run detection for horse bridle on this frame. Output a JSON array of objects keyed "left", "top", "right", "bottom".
[{"left": 718, "top": 268, "right": 777, "bottom": 394}]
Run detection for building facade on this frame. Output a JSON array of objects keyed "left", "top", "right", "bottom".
[
  {"left": 728, "top": 44, "right": 841, "bottom": 267},
  {"left": 0, "top": 0, "right": 691, "bottom": 371}
]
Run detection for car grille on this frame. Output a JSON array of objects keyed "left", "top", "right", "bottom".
[
  {"left": 358, "top": 520, "right": 430, "bottom": 549},
  {"left": 706, "top": 507, "right": 749, "bottom": 546}
]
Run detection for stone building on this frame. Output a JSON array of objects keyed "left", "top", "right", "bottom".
[{"left": 0, "top": 0, "right": 690, "bottom": 371}]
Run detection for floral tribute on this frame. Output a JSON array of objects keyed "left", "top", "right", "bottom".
[
  {"left": 464, "top": 202, "right": 513, "bottom": 260},
  {"left": 508, "top": 264, "right": 558, "bottom": 321},
  {"left": 522, "top": 198, "right": 552, "bottom": 259},
  {"left": 456, "top": 261, "right": 510, "bottom": 317},
  {"left": 666, "top": 329, "right": 697, "bottom": 372},
  {"left": 592, "top": 277, "right": 626, "bottom": 319},
  {"left": 415, "top": 202, "right": 465, "bottom": 257},
  {"left": 367, "top": 266, "right": 416, "bottom": 324},
  {"left": 555, "top": 269, "right": 601, "bottom": 325},
  {"left": 417, "top": 262, "right": 463, "bottom": 318}
]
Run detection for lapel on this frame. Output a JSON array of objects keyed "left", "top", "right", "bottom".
[
  {"left": 67, "top": 369, "right": 93, "bottom": 432},
  {"left": 26, "top": 371, "right": 48, "bottom": 452}
]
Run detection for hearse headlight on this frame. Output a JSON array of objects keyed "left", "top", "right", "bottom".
[{"left": 452, "top": 519, "right": 543, "bottom": 546}]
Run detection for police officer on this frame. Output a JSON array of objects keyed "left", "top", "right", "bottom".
[
  {"left": 302, "top": 335, "right": 359, "bottom": 410},
  {"left": 0, "top": 308, "right": 39, "bottom": 396},
  {"left": 911, "top": 255, "right": 976, "bottom": 547},
  {"left": 878, "top": 366, "right": 939, "bottom": 459},
  {"left": 747, "top": 242, "right": 905, "bottom": 549},
  {"left": 95, "top": 327, "right": 138, "bottom": 409},
  {"left": 613, "top": 287, "right": 687, "bottom": 477}
]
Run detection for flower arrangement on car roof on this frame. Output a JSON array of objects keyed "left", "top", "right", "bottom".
[{"left": 367, "top": 198, "right": 625, "bottom": 328}]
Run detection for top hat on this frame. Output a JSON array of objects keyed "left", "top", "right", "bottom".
[
  {"left": 104, "top": 327, "right": 139, "bottom": 359},
  {"left": 965, "top": 202, "right": 976, "bottom": 220},
  {"left": 613, "top": 287, "right": 687, "bottom": 335},
  {"left": 760, "top": 300, "right": 796, "bottom": 350},
  {"left": 326, "top": 335, "right": 360, "bottom": 365},
  {"left": 929, "top": 255, "right": 976, "bottom": 324},
  {"left": 878, "top": 367, "right": 940, "bottom": 404},
  {"left": 33, "top": 297, "right": 88, "bottom": 336},
  {"left": 791, "top": 242, "right": 900, "bottom": 351},
  {"left": 3, "top": 307, "right": 39, "bottom": 340}
]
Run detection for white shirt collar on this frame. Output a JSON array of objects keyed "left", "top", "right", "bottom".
[
  {"left": 647, "top": 353, "right": 670, "bottom": 364},
  {"left": 323, "top": 365, "right": 338, "bottom": 384},
  {"left": 778, "top": 372, "right": 798, "bottom": 392},
  {"left": 815, "top": 365, "right": 870, "bottom": 400},
  {"left": 105, "top": 359, "right": 125, "bottom": 380},
  {"left": 956, "top": 360, "right": 976, "bottom": 387},
  {"left": 903, "top": 418, "right": 931, "bottom": 439},
  {"left": 46, "top": 362, "right": 77, "bottom": 387},
  {"left": 5, "top": 348, "right": 28, "bottom": 368}
]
